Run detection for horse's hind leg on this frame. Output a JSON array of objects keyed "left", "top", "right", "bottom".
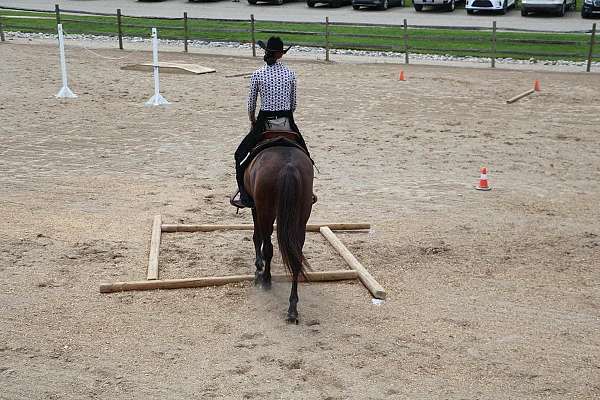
[
  {"left": 251, "top": 208, "right": 264, "bottom": 283},
  {"left": 260, "top": 224, "right": 274, "bottom": 290},
  {"left": 253, "top": 207, "right": 275, "bottom": 290},
  {"left": 286, "top": 272, "right": 299, "bottom": 324},
  {"left": 287, "top": 226, "right": 307, "bottom": 324}
]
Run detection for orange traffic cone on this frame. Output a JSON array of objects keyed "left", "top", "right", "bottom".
[
  {"left": 476, "top": 167, "right": 492, "bottom": 191},
  {"left": 534, "top": 79, "right": 541, "bottom": 92},
  {"left": 399, "top": 70, "right": 406, "bottom": 81}
]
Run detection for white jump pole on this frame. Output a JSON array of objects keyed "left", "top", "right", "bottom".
[
  {"left": 145, "top": 27, "right": 169, "bottom": 106},
  {"left": 55, "top": 24, "right": 77, "bottom": 99}
]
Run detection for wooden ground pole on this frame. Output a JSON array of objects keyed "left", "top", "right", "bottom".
[
  {"left": 161, "top": 223, "right": 370, "bottom": 233},
  {"left": 100, "top": 270, "right": 358, "bottom": 293},
  {"left": 506, "top": 88, "right": 535, "bottom": 104},
  {"left": 320, "top": 226, "right": 387, "bottom": 299},
  {"left": 147, "top": 215, "right": 162, "bottom": 280},
  {"left": 101, "top": 216, "right": 381, "bottom": 298}
]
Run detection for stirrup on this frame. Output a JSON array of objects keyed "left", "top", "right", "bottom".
[
  {"left": 230, "top": 189, "right": 254, "bottom": 209},
  {"left": 229, "top": 189, "right": 246, "bottom": 209}
]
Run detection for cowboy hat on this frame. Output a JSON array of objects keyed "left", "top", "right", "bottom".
[{"left": 257, "top": 36, "right": 292, "bottom": 54}]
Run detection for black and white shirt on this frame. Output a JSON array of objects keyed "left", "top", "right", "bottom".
[{"left": 247, "top": 62, "right": 297, "bottom": 115}]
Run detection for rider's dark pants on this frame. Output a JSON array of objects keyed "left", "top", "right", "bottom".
[{"left": 235, "top": 110, "right": 309, "bottom": 201}]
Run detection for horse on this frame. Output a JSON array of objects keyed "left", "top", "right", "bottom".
[{"left": 244, "top": 142, "right": 314, "bottom": 324}]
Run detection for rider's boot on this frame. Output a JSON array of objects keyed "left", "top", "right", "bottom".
[{"left": 230, "top": 188, "right": 255, "bottom": 209}]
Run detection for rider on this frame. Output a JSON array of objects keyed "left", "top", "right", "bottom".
[{"left": 231, "top": 36, "right": 311, "bottom": 209}]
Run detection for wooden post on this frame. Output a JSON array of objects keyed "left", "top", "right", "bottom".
[
  {"left": 325, "top": 16, "right": 330, "bottom": 62},
  {"left": 147, "top": 215, "right": 162, "bottom": 280},
  {"left": 183, "top": 12, "right": 189, "bottom": 53},
  {"left": 0, "top": 15, "right": 5, "bottom": 42},
  {"left": 117, "top": 9, "right": 123, "bottom": 50},
  {"left": 55, "top": 4, "right": 61, "bottom": 26},
  {"left": 491, "top": 21, "right": 497, "bottom": 69},
  {"left": 403, "top": 19, "right": 409, "bottom": 65},
  {"left": 160, "top": 222, "right": 371, "bottom": 233},
  {"left": 100, "top": 270, "right": 358, "bottom": 293},
  {"left": 320, "top": 227, "right": 386, "bottom": 299},
  {"left": 587, "top": 23, "right": 596, "bottom": 73},
  {"left": 250, "top": 14, "right": 256, "bottom": 57}
]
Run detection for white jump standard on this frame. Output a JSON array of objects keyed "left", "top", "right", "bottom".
[
  {"left": 145, "top": 28, "right": 169, "bottom": 106},
  {"left": 55, "top": 24, "right": 76, "bottom": 99}
]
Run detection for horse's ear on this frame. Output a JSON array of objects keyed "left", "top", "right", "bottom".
[
  {"left": 257, "top": 40, "right": 266, "bottom": 50},
  {"left": 283, "top": 45, "right": 292, "bottom": 54}
]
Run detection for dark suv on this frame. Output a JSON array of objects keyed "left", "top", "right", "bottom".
[
  {"left": 308, "top": 0, "right": 352, "bottom": 6},
  {"left": 582, "top": 0, "right": 600, "bottom": 17}
]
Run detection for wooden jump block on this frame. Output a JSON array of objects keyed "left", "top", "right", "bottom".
[
  {"left": 121, "top": 62, "right": 216, "bottom": 75},
  {"left": 99, "top": 270, "right": 358, "bottom": 293}
]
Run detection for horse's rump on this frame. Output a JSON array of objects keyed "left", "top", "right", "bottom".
[{"left": 245, "top": 145, "right": 313, "bottom": 209}]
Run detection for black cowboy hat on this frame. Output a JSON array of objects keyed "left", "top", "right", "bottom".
[{"left": 257, "top": 36, "right": 292, "bottom": 54}]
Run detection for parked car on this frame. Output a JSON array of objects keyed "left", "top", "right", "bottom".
[
  {"left": 413, "top": 0, "right": 463, "bottom": 11},
  {"left": 521, "top": 0, "right": 575, "bottom": 16},
  {"left": 581, "top": 0, "right": 600, "bottom": 17},
  {"left": 466, "top": 0, "right": 515, "bottom": 13},
  {"left": 352, "top": 0, "right": 404, "bottom": 10},
  {"left": 308, "top": 0, "right": 352, "bottom": 6},
  {"left": 248, "top": 0, "right": 288, "bottom": 4}
]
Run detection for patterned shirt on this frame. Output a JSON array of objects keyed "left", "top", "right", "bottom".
[{"left": 247, "top": 62, "right": 297, "bottom": 115}]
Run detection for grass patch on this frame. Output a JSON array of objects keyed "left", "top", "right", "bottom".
[{"left": 0, "top": 8, "right": 597, "bottom": 62}]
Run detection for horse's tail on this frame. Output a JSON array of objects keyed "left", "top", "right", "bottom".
[{"left": 276, "top": 165, "right": 306, "bottom": 280}]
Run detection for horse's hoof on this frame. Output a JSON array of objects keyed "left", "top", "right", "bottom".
[
  {"left": 286, "top": 314, "right": 299, "bottom": 325},
  {"left": 261, "top": 280, "right": 272, "bottom": 291}
]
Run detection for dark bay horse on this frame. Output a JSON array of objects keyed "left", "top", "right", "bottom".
[{"left": 244, "top": 144, "right": 314, "bottom": 324}]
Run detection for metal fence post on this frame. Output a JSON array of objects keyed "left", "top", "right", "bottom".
[
  {"left": 55, "top": 4, "right": 61, "bottom": 26},
  {"left": 184, "top": 12, "right": 189, "bottom": 53},
  {"left": 0, "top": 15, "right": 5, "bottom": 42},
  {"left": 251, "top": 14, "right": 256, "bottom": 57},
  {"left": 117, "top": 9, "right": 123, "bottom": 50},
  {"left": 491, "top": 21, "right": 497, "bottom": 68},
  {"left": 587, "top": 23, "right": 596, "bottom": 73},
  {"left": 403, "top": 19, "right": 409, "bottom": 64},
  {"left": 325, "top": 16, "right": 330, "bottom": 62}
]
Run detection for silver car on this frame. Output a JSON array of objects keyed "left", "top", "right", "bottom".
[{"left": 520, "top": 0, "right": 576, "bottom": 16}]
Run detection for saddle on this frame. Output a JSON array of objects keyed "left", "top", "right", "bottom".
[
  {"left": 264, "top": 116, "right": 292, "bottom": 132},
  {"left": 240, "top": 130, "right": 307, "bottom": 171},
  {"left": 231, "top": 128, "right": 316, "bottom": 210}
]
